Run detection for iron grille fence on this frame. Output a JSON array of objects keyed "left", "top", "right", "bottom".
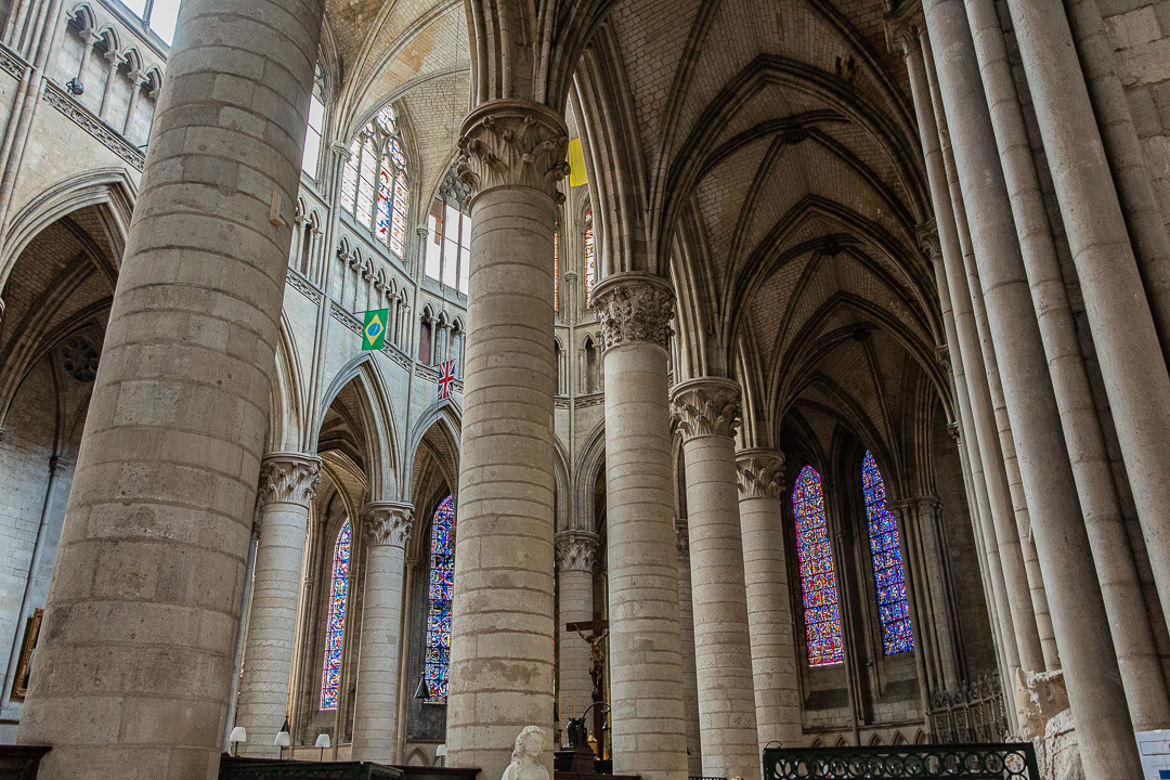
[
  {"left": 927, "top": 674, "right": 1009, "bottom": 743},
  {"left": 762, "top": 744, "right": 1040, "bottom": 780}
]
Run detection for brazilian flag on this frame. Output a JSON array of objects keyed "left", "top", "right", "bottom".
[{"left": 362, "top": 309, "right": 389, "bottom": 350}]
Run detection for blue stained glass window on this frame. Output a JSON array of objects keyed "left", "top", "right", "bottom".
[
  {"left": 425, "top": 495, "right": 455, "bottom": 703},
  {"left": 793, "top": 466, "right": 844, "bottom": 667},
  {"left": 320, "top": 518, "right": 352, "bottom": 710},
  {"left": 862, "top": 451, "right": 914, "bottom": 655}
]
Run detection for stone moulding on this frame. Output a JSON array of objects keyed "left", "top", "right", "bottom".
[
  {"left": 286, "top": 269, "right": 323, "bottom": 303},
  {"left": 670, "top": 377, "right": 742, "bottom": 441},
  {"left": 592, "top": 273, "right": 675, "bottom": 352},
  {"left": 457, "top": 99, "right": 570, "bottom": 202},
  {"left": 43, "top": 80, "right": 145, "bottom": 170}
]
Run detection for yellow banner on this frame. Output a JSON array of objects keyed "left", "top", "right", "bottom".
[{"left": 568, "top": 138, "right": 588, "bottom": 187}]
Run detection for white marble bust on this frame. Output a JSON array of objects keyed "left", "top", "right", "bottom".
[{"left": 502, "top": 725, "right": 551, "bottom": 780}]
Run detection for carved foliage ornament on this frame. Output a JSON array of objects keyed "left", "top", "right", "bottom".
[
  {"left": 555, "top": 531, "right": 599, "bottom": 572},
  {"left": 365, "top": 503, "right": 414, "bottom": 548},
  {"left": 457, "top": 101, "right": 571, "bottom": 202},
  {"left": 592, "top": 275, "right": 675, "bottom": 352},
  {"left": 671, "top": 378, "right": 742, "bottom": 441},
  {"left": 259, "top": 455, "right": 321, "bottom": 507},
  {"left": 735, "top": 449, "right": 785, "bottom": 499}
]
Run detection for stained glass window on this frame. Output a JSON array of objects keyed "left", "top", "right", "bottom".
[
  {"left": 340, "top": 106, "right": 409, "bottom": 259},
  {"left": 584, "top": 209, "right": 595, "bottom": 306},
  {"left": 793, "top": 465, "right": 844, "bottom": 667},
  {"left": 320, "top": 518, "right": 352, "bottom": 710},
  {"left": 862, "top": 451, "right": 914, "bottom": 655},
  {"left": 425, "top": 495, "right": 455, "bottom": 703}
]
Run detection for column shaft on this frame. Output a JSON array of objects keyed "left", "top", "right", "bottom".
[
  {"left": 351, "top": 503, "right": 413, "bottom": 763},
  {"left": 964, "top": 0, "right": 1170, "bottom": 729},
  {"left": 446, "top": 100, "right": 563, "bottom": 780},
  {"left": 1065, "top": 0, "right": 1170, "bottom": 359},
  {"left": 15, "top": 0, "right": 324, "bottom": 772},
  {"left": 595, "top": 273, "right": 688, "bottom": 780},
  {"left": 922, "top": 1, "right": 1142, "bottom": 774},
  {"left": 676, "top": 522, "right": 703, "bottom": 776},
  {"left": 556, "top": 532, "right": 598, "bottom": 722},
  {"left": 903, "top": 33, "right": 1021, "bottom": 707},
  {"left": 919, "top": 30, "right": 1046, "bottom": 675},
  {"left": 236, "top": 455, "right": 321, "bottom": 756},
  {"left": 1007, "top": 0, "right": 1170, "bottom": 642},
  {"left": 735, "top": 450, "right": 800, "bottom": 749},
  {"left": 672, "top": 379, "right": 759, "bottom": 780}
]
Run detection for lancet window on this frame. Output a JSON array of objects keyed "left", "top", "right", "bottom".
[
  {"left": 320, "top": 518, "right": 352, "bottom": 710},
  {"left": 861, "top": 451, "right": 914, "bottom": 655},
  {"left": 425, "top": 495, "right": 455, "bottom": 702},
  {"left": 584, "top": 209, "right": 596, "bottom": 306},
  {"left": 424, "top": 168, "right": 471, "bottom": 294},
  {"left": 793, "top": 465, "right": 844, "bottom": 667},
  {"left": 341, "top": 106, "right": 408, "bottom": 257}
]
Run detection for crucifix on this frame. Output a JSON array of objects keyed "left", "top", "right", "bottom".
[{"left": 566, "top": 612, "right": 609, "bottom": 759}]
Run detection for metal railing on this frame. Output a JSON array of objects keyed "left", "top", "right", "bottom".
[{"left": 762, "top": 744, "right": 1040, "bottom": 779}]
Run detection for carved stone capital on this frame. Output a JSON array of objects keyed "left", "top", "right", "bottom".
[
  {"left": 671, "top": 377, "right": 741, "bottom": 441},
  {"left": 946, "top": 420, "right": 961, "bottom": 443},
  {"left": 556, "top": 531, "right": 599, "bottom": 572},
  {"left": 364, "top": 502, "right": 414, "bottom": 548},
  {"left": 457, "top": 99, "right": 570, "bottom": 202},
  {"left": 258, "top": 453, "right": 321, "bottom": 507},
  {"left": 884, "top": 3, "right": 924, "bottom": 56},
  {"left": 592, "top": 273, "right": 675, "bottom": 352},
  {"left": 735, "top": 448, "right": 785, "bottom": 499}
]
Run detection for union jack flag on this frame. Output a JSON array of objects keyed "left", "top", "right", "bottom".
[{"left": 438, "top": 359, "right": 457, "bottom": 400}]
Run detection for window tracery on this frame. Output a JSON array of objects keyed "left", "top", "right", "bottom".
[
  {"left": 424, "top": 167, "right": 471, "bottom": 294},
  {"left": 320, "top": 518, "right": 352, "bottom": 710},
  {"left": 793, "top": 465, "right": 844, "bottom": 667},
  {"left": 341, "top": 106, "right": 408, "bottom": 257},
  {"left": 425, "top": 495, "right": 455, "bottom": 703},
  {"left": 861, "top": 451, "right": 914, "bottom": 655}
]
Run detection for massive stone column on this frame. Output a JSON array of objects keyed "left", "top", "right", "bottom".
[
  {"left": 964, "top": 0, "right": 1170, "bottom": 730},
  {"left": 446, "top": 100, "right": 565, "bottom": 780},
  {"left": 594, "top": 273, "right": 688, "bottom": 780},
  {"left": 16, "top": 1, "right": 325, "bottom": 772},
  {"left": 922, "top": 2, "right": 1142, "bottom": 775},
  {"left": 735, "top": 449, "right": 800, "bottom": 749},
  {"left": 1007, "top": 0, "right": 1170, "bottom": 643},
  {"left": 236, "top": 454, "right": 320, "bottom": 756},
  {"left": 675, "top": 520, "right": 703, "bottom": 777},
  {"left": 671, "top": 379, "right": 760, "bottom": 780},
  {"left": 351, "top": 502, "right": 413, "bottom": 763},
  {"left": 555, "top": 530, "right": 598, "bottom": 721}
]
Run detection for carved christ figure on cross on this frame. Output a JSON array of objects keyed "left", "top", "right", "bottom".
[{"left": 567, "top": 613, "right": 608, "bottom": 704}]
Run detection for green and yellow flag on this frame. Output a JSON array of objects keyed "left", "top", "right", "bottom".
[{"left": 362, "top": 309, "right": 389, "bottom": 350}]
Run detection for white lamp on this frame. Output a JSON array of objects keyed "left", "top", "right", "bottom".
[
  {"left": 315, "top": 732, "right": 331, "bottom": 760},
  {"left": 229, "top": 726, "right": 247, "bottom": 757},
  {"left": 274, "top": 716, "right": 291, "bottom": 757}
]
